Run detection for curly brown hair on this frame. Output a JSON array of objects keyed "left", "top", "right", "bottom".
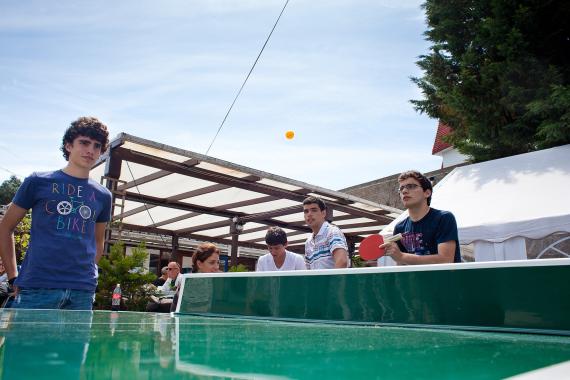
[
  {"left": 60, "top": 116, "right": 110, "bottom": 161},
  {"left": 398, "top": 170, "right": 433, "bottom": 206},
  {"left": 192, "top": 243, "right": 220, "bottom": 273}
]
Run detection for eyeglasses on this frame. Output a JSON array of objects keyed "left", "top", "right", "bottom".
[
  {"left": 397, "top": 183, "right": 420, "bottom": 193},
  {"left": 166, "top": 268, "right": 179, "bottom": 271}
]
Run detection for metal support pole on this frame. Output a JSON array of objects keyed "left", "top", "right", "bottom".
[
  {"left": 230, "top": 233, "right": 239, "bottom": 267},
  {"left": 171, "top": 235, "right": 179, "bottom": 262},
  {"left": 229, "top": 217, "right": 244, "bottom": 268}
]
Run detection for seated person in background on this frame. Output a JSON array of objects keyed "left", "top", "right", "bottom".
[
  {"left": 153, "top": 266, "right": 168, "bottom": 287},
  {"left": 380, "top": 170, "right": 461, "bottom": 264},
  {"left": 0, "top": 260, "right": 7, "bottom": 283},
  {"left": 170, "top": 243, "right": 222, "bottom": 312},
  {"left": 303, "top": 196, "right": 349, "bottom": 269},
  {"left": 256, "top": 227, "right": 306, "bottom": 271},
  {"left": 146, "top": 261, "right": 182, "bottom": 313},
  {"left": 192, "top": 243, "right": 221, "bottom": 273},
  {"left": 0, "top": 260, "right": 9, "bottom": 305}
]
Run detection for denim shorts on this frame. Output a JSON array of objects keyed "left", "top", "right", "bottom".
[{"left": 11, "top": 288, "right": 95, "bottom": 310}]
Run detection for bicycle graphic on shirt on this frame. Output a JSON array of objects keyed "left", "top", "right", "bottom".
[{"left": 56, "top": 197, "right": 92, "bottom": 220}]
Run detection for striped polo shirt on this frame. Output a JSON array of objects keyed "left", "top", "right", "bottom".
[{"left": 304, "top": 221, "right": 348, "bottom": 269}]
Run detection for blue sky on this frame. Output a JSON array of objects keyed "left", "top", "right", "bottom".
[{"left": 0, "top": 0, "right": 441, "bottom": 190}]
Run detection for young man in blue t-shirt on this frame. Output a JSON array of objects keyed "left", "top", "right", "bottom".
[
  {"left": 0, "top": 117, "right": 112, "bottom": 309},
  {"left": 380, "top": 170, "right": 461, "bottom": 264}
]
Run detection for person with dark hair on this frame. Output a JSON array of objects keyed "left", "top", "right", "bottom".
[
  {"left": 164, "top": 243, "right": 221, "bottom": 313},
  {"left": 152, "top": 266, "right": 169, "bottom": 287},
  {"left": 192, "top": 243, "right": 221, "bottom": 273},
  {"left": 0, "top": 116, "right": 112, "bottom": 309},
  {"left": 380, "top": 170, "right": 461, "bottom": 264},
  {"left": 256, "top": 227, "right": 306, "bottom": 271},
  {"left": 0, "top": 259, "right": 9, "bottom": 305},
  {"left": 302, "top": 196, "right": 349, "bottom": 269},
  {"left": 60, "top": 117, "right": 110, "bottom": 161}
]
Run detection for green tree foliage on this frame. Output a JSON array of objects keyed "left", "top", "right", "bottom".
[
  {"left": 0, "top": 176, "right": 21, "bottom": 205},
  {"left": 1, "top": 176, "right": 30, "bottom": 263},
  {"left": 96, "top": 241, "right": 157, "bottom": 311},
  {"left": 412, "top": 0, "right": 570, "bottom": 161},
  {"left": 14, "top": 213, "right": 31, "bottom": 263}
]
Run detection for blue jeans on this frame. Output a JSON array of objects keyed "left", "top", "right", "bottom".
[{"left": 11, "top": 288, "right": 95, "bottom": 310}]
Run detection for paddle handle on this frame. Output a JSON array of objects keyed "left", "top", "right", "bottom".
[{"left": 384, "top": 233, "right": 402, "bottom": 243}]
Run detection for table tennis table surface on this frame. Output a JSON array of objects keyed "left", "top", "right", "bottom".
[{"left": 1, "top": 309, "right": 569, "bottom": 379}]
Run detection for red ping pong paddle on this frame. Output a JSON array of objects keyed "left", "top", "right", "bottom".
[{"left": 359, "top": 233, "right": 402, "bottom": 260}]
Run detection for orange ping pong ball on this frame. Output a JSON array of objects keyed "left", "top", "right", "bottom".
[{"left": 285, "top": 130, "right": 295, "bottom": 140}]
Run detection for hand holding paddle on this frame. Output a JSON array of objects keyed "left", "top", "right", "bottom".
[{"left": 359, "top": 233, "right": 402, "bottom": 260}]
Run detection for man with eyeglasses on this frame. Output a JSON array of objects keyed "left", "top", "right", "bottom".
[
  {"left": 146, "top": 261, "right": 182, "bottom": 312},
  {"left": 380, "top": 170, "right": 461, "bottom": 264}
]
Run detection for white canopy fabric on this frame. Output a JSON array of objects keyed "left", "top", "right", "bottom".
[
  {"left": 382, "top": 144, "right": 570, "bottom": 246},
  {"left": 91, "top": 134, "right": 401, "bottom": 259}
]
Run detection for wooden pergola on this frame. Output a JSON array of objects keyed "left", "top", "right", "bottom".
[{"left": 91, "top": 133, "right": 402, "bottom": 267}]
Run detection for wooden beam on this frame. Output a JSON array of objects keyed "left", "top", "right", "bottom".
[
  {"left": 124, "top": 191, "right": 241, "bottom": 219},
  {"left": 152, "top": 212, "right": 201, "bottom": 228},
  {"left": 166, "top": 183, "right": 231, "bottom": 201},
  {"left": 213, "top": 195, "right": 277, "bottom": 211},
  {"left": 116, "top": 147, "right": 392, "bottom": 222},
  {"left": 121, "top": 223, "right": 268, "bottom": 251},
  {"left": 112, "top": 204, "right": 158, "bottom": 221},
  {"left": 239, "top": 205, "right": 302, "bottom": 223},
  {"left": 177, "top": 219, "right": 231, "bottom": 234},
  {"left": 216, "top": 225, "right": 269, "bottom": 239}
]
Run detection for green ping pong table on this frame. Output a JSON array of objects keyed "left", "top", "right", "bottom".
[
  {"left": 0, "top": 309, "right": 570, "bottom": 379},
  {"left": 2, "top": 259, "right": 570, "bottom": 379}
]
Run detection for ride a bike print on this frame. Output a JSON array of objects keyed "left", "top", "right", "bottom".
[{"left": 45, "top": 181, "right": 100, "bottom": 237}]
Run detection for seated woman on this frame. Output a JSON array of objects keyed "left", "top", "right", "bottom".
[
  {"left": 170, "top": 243, "right": 221, "bottom": 312},
  {"left": 192, "top": 243, "right": 222, "bottom": 274}
]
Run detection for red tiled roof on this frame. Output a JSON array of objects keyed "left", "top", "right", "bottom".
[{"left": 432, "top": 121, "right": 452, "bottom": 155}]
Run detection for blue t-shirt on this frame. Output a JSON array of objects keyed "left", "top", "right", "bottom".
[
  {"left": 394, "top": 208, "right": 462, "bottom": 263},
  {"left": 12, "top": 170, "right": 112, "bottom": 291}
]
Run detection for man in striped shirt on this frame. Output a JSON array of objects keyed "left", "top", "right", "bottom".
[{"left": 303, "top": 196, "right": 349, "bottom": 269}]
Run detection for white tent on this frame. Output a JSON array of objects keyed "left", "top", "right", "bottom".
[{"left": 381, "top": 144, "right": 570, "bottom": 262}]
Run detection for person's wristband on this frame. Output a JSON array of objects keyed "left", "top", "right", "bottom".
[{"left": 8, "top": 277, "right": 17, "bottom": 286}]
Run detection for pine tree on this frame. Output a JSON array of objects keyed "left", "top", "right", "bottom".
[{"left": 412, "top": 0, "right": 570, "bottom": 161}]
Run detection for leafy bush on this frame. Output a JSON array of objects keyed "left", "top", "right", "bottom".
[
  {"left": 14, "top": 213, "right": 31, "bottom": 263},
  {"left": 351, "top": 255, "right": 365, "bottom": 268},
  {"left": 228, "top": 264, "right": 249, "bottom": 272},
  {"left": 96, "top": 241, "right": 157, "bottom": 311}
]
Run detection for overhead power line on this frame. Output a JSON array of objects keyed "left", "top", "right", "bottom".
[
  {"left": 119, "top": 1, "right": 292, "bottom": 252},
  {"left": 205, "top": 0, "right": 291, "bottom": 156}
]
